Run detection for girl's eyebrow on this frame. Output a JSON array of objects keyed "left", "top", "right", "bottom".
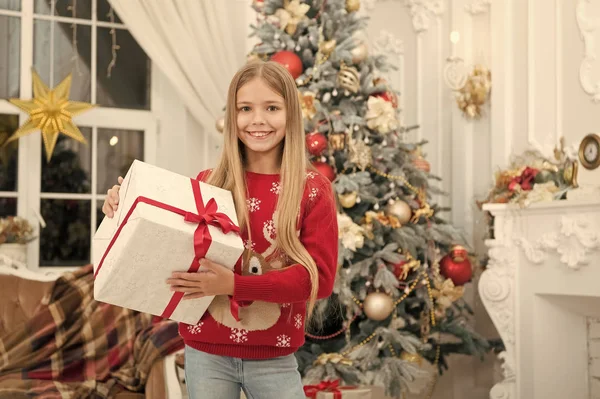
[{"left": 237, "top": 100, "right": 284, "bottom": 105}]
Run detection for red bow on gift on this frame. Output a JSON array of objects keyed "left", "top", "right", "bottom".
[
  {"left": 183, "top": 197, "right": 239, "bottom": 235},
  {"left": 304, "top": 379, "right": 357, "bottom": 399}
]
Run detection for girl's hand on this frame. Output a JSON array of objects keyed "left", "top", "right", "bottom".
[
  {"left": 167, "top": 258, "right": 235, "bottom": 299},
  {"left": 101, "top": 176, "right": 124, "bottom": 218}
]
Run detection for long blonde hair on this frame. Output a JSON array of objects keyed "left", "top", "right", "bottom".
[{"left": 206, "top": 61, "right": 320, "bottom": 319}]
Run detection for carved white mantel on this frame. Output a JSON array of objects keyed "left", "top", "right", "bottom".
[{"left": 480, "top": 199, "right": 600, "bottom": 399}]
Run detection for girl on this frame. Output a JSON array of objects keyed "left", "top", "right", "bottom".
[{"left": 101, "top": 61, "right": 339, "bottom": 399}]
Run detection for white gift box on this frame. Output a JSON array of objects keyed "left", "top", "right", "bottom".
[{"left": 93, "top": 160, "right": 244, "bottom": 325}]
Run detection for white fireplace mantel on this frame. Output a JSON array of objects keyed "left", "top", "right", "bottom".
[{"left": 480, "top": 199, "right": 600, "bottom": 399}]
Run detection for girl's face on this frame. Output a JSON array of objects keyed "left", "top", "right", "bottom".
[{"left": 236, "top": 77, "right": 287, "bottom": 166}]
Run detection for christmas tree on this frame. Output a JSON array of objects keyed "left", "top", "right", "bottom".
[{"left": 247, "top": 0, "right": 493, "bottom": 397}]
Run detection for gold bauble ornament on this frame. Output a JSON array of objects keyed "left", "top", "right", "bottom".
[
  {"left": 346, "top": 0, "right": 360, "bottom": 12},
  {"left": 363, "top": 292, "right": 394, "bottom": 321},
  {"left": 339, "top": 191, "right": 358, "bottom": 208},
  {"left": 320, "top": 39, "right": 337, "bottom": 56},
  {"left": 385, "top": 200, "right": 412, "bottom": 225},
  {"left": 5, "top": 69, "right": 95, "bottom": 162},
  {"left": 215, "top": 117, "right": 225, "bottom": 134},
  {"left": 337, "top": 64, "right": 360, "bottom": 94},
  {"left": 400, "top": 351, "right": 423, "bottom": 366},
  {"left": 351, "top": 42, "right": 369, "bottom": 64}
]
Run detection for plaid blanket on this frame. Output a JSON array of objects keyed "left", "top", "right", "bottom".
[{"left": 0, "top": 265, "right": 184, "bottom": 398}]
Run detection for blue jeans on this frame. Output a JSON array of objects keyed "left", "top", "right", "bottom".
[{"left": 184, "top": 346, "right": 306, "bottom": 399}]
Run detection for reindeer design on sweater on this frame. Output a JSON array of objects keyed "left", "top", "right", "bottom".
[{"left": 208, "top": 211, "right": 293, "bottom": 331}]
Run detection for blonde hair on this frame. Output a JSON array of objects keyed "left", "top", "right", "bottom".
[{"left": 206, "top": 61, "right": 320, "bottom": 319}]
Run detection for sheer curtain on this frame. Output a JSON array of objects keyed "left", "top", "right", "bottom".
[{"left": 108, "top": 0, "right": 244, "bottom": 137}]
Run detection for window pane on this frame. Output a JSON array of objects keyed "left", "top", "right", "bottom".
[
  {"left": 33, "top": 20, "right": 92, "bottom": 103},
  {"left": 41, "top": 128, "right": 92, "bottom": 193},
  {"left": 0, "top": 16, "right": 21, "bottom": 99},
  {"left": 0, "top": 0, "right": 20, "bottom": 11},
  {"left": 40, "top": 199, "right": 90, "bottom": 266},
  {"left": 34, "top": 0, "right": 91, "bottom": 19},
  {"left": 96, "top": 200, "right": 105, "bottom": 229},
  {"left": 97, "top": 27, "right": 150, "bottom": 110},
  {"left": 96, "top": 128, "right": 143, "bottom": 194},
  {"left": 0, "top": 114, "right": 19, "bottom": 191},
  {"left": 0, "top": 198, "right": 17, "bottom": 217},
  {"left": 97, "top": 0, "right": 122, "bottom": 24}
]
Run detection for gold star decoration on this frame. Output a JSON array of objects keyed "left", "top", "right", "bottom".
[{"left": 4, "top": 68, "right": 96, "bottom": 162}]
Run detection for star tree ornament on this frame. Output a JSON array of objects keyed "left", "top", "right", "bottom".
[{"left": 5, "top": 69, "right": 95, "bottom": 162}]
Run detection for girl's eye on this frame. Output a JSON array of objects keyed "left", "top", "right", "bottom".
[
  {"left": 240, "top": 106, "right": 251, "bottom": 112},
  {"left": 267, "top": 106, "right": 279, "bottom": 111}
]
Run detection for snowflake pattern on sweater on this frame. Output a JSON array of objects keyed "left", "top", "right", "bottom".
[{"left": 179, "top": 170, "right": 338, "bottom": 360}]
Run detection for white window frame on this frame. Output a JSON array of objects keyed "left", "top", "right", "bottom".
[{"left": 0, "top": 0, "right": 158, "bottom": 272}]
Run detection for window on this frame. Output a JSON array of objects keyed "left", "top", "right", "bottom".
[{"left": 0, "top": 0, "right": 156, "bottom": 270}]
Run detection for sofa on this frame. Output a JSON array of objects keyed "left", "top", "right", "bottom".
[{"left": 0, "top": 263, "right": 185, "bottom": 399}]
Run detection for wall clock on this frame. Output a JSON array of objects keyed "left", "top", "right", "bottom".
[{"left": 578, "top": 133, "right": 600, "bottom": 170}]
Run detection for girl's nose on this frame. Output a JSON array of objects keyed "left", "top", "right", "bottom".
[{"left": 251, "top": 113, "right": 266, "bottom": 125}]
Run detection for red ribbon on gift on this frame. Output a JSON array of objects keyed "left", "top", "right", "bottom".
[
  {"left": 94, "top": 178, "right": 242, "bottom": 321},
  {"left": 303, "top": 379, "right": 358, "bottom": 399}
]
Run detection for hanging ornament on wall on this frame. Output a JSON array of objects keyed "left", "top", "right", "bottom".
[
  {"left": 385, "top": 200, "right": 412, "bottom": 225},
  {"left": 439, "top": 245, "right": 473, "bottom": 286},
  {"left": 271, "top": 50, "right": 304, "bottom": 79},
  {"left": 215, "top": 116, "right": 225, "bottom": 134},
  {"left": 305, "top": 131, "right": 328, "bottom": 156},
  {"left": 363, "top": 292, "right": 394, "bottom": 321},
  {"left": 337, "top": 63, "right": 360, "bottom": 94},
  {"left": 312, "top": 161, "right": 336, "bottom": 181},
  {"left": 4, "top": 69, "right": 95, "bottom": 162}
]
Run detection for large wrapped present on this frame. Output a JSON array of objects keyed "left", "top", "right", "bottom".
[
  {"left": 93, "top": 160, "right": 244, "bottom": 325},
  {"left": 304, "top": 380, "right": 372, "bottom": 399}
]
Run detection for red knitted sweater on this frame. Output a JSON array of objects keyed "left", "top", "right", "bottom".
[{"left": 178, "top": 169, "right": 338, "bottom": 359}]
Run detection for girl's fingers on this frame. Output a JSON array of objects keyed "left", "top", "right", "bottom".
[
  {"left": 171, "top": 286, "right": 202, "bottom": 293},
  {"left": 167, "top": 277, "right": 202, "bottom": 287},
  {"left": 182, "top": 292, "right": 205, "bottom": 300}
]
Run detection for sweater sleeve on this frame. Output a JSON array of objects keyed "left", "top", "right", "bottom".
[{"left": 232, "top": 178, "right": 338, "bottom": 304}]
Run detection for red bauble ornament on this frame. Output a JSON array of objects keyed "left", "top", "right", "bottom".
[
  {"left": 312, "top": 161, "right": 335, "bottom": 182},
  {"left": 392, "top": 260, "right": 408, "bottom": 279},
  {"left": 439, "top": 245, "right": 473, "bottom": 286},
  {"left": 306, "top": 132, "right": 328, "bottom": 156},
  {"left": 270, "top": 51, "right": 304, "bottom": 79}
]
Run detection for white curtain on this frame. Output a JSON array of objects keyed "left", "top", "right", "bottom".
[{"left": 108, "top": 0, "right": 244, "bottom": 137}]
